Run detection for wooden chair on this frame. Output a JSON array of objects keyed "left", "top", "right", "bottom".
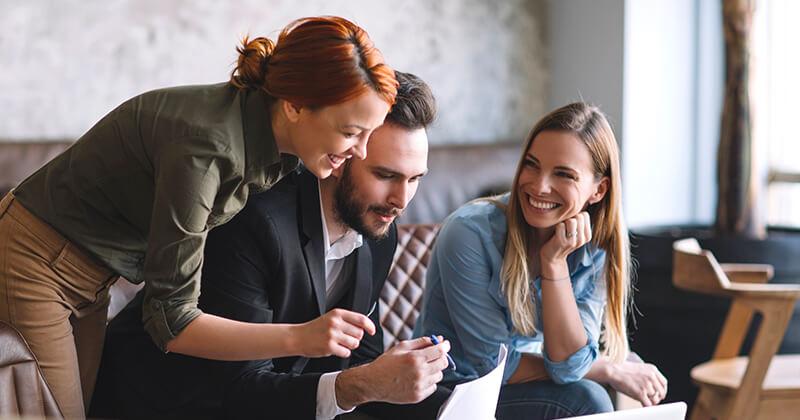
[{"left": 672, "top": 238, "right": 800, "bottom": 420}]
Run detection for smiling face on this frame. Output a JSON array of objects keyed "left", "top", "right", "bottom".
[
  {"left": 517, "top": 130, "right": 609, "bottom": 234},
  {"left": 285, "top": 89, "right": 391, "bottom": 179},
  {"left": 333, "top": 123, "right": 428, "bottom": 240}
]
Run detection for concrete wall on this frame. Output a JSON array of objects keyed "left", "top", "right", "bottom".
[{"left": 0, "top": 0, "right": 549, "bottom": 145}]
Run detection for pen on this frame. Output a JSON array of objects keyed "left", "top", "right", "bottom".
[{"left": 429, "top": 335, "right": 456, "bottom": 371}]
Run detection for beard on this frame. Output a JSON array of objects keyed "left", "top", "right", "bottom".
[{"left": 334, "top": 166, "right": 401, "bottom": 241}]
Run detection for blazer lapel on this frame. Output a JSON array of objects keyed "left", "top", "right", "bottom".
[
  {"left": 298, "top": 171, "right": 327, "bottom": 316},
  {"left": 349, "top": 243, "right": 374, "bottom": 315}
]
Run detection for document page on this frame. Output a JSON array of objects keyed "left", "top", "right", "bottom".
[{"left": 437, "top": 344, "right": 507, "bottom": 420}]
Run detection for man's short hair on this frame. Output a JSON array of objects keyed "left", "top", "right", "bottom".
[{"left": 385, "top": 71, "right": 436, "bottom": 130}]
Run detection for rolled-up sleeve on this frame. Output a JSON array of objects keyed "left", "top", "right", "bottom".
[
  {"left": 435, "top": 217, "right": 520, "bottom": 382},
  {"left": 141, "top": 140, "right": 227, "bottom": 351},
  {"left": 542, "top": 250, "right": 607, "bottom": 384},
  {"left": 542, "top": 338, "right": 597, "bottom": 384}
]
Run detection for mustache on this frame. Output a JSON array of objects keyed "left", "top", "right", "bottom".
[{"left": 370, "top": 205, "right": 403, "bottom": 218}]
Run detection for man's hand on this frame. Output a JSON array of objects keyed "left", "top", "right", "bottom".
[
  {"left": 334, "top": 336, "right": 450, "bottom": 410},
  {"left": 290, "top": 308, "right": 376, "bottom": 358}
]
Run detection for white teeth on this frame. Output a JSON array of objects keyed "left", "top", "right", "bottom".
[
  {"left": 528, "top": 196, "right": 557, "bottom": 209},
  {"left": 329, "top": 154, "right": 345, "bottom": 164}
]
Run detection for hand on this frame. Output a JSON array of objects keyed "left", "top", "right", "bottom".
[
  {"left": 291, "top": 308, "right": 376, "bottom": 358},
  {"left": 335, "top": 336, "right": 450, "bottom": 409},
  {"left": 540, "top": 212, "right": 592, "bottom": 276},
  {"left": 605, "top": 361, "right": 668, "bottom": 407}
]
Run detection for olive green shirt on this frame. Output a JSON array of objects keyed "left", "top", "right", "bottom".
[{"left": 14, "top": 82, "right": 298, "bottom": 351}]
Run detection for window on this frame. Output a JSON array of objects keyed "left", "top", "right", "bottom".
[{"left": 758, "top": 0, "right": 800, "bottom": 228}]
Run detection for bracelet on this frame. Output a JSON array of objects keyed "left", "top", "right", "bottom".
[{"left": 540, "top": 275, "right": 570, "bottom": 282}]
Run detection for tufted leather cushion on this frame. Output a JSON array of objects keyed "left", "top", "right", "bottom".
[
  {"left": 0, "top": 320, "right": 63, "bottom": 418},
  {"left": 380, "top": 223, "right": 441, "bottom": 350}
]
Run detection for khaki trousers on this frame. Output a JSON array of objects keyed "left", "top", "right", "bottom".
[{"left": 0, "top": 191, "right": 117, "bottom": 419}]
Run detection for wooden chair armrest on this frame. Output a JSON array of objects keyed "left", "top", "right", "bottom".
[
  {"left": 714, "top": 283, "right": 800, "bottom": 360},
  {"left": 725, "top": 282, "right": 800, "bottom": 299},
  {"left": 712, "top": 300, "right": 755, "bottom": 359},
  {"left": 720, "top": 263, "right": 774, "bottom": 284}
]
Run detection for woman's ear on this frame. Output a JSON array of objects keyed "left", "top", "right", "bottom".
[
  {"left": 589, "top": 176, "right": 610, "bottom": 204},
  {"left": 282, "top": 100, "right": 303, "bottom": 123}
]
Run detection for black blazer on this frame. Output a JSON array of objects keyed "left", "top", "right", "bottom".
[{"left": 91, "top": 169, "right": 396, "bottom": 419}]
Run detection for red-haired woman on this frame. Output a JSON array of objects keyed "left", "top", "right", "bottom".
[{"left": 0, "top": 16, "right": 396, "bottom": 419}]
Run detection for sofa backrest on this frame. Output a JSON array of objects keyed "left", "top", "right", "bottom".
[
  {"left": 380, "top": 223, "right": 442, "bottom": 350},
  {"left": 0, "top": 141, "right": 71, "bottom": 195},
  {"left": 402, "top": 142, "right": 519, "bottom": 224}
]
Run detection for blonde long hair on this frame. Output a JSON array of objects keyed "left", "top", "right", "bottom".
[{"left": 500, "top": 102, "right": 631, "bottom": 362}]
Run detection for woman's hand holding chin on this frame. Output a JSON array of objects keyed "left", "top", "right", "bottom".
[{"left": 539, "top": 211, "right": 592, "bottom": 278}]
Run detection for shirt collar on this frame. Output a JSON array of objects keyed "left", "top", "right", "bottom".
[
  {"left": 240, "top": 88, "right": 299, "bottom": 186},
  {"left": 318, "top": 184, "right": 364, "bottom": 262}
]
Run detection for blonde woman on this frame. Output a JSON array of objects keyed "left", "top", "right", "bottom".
[{"left": 415, "top": 102, "right": 666, "bottom": 419}]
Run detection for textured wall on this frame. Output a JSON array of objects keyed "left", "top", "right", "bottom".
[{"left": 0, "top": 0, "right": 548, "bottom": 145}]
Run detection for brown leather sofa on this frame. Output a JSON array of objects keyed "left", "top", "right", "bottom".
[{"left": 0, "top": 321, "right": 63, "bottom": 418}]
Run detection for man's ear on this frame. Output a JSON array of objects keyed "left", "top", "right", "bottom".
[
  {"left": 282, "top": 100, "right": 303, "bottom": 123},
  {"left": 589, "top": 176, "right": 610, "bottom": 204}
]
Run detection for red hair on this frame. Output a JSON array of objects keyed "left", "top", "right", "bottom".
[{"left": 231, "top": 16, "right": 398, "bottom": 107}]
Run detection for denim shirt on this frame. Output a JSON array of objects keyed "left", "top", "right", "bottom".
[{"left": 413, "top": 195, "right": 606, "bottom": 385}]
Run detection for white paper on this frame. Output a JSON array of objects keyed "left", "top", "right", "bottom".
[{"left": 437, "top": 344, "right": 508, "bottom": 420}]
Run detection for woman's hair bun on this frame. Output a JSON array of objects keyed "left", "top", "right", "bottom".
[
  {"left": 229, "top": 16, "right": 397, "bottom": 107},
  {"left": 230, "top": 35, "right": 275, "bottom": 89}
]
